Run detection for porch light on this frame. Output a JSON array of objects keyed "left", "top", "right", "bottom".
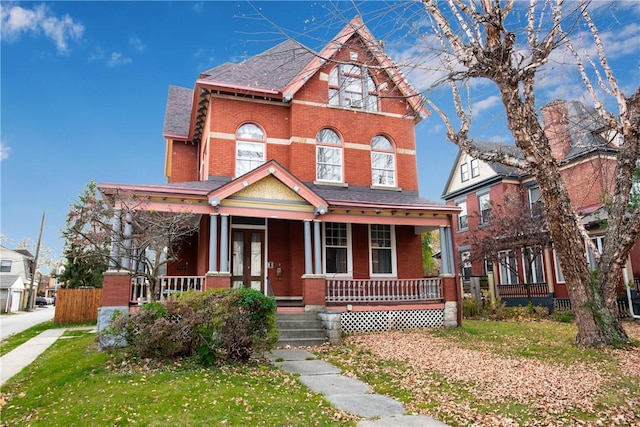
[{"left": 315, "top": 206, "right": 327, "bottom": 216}]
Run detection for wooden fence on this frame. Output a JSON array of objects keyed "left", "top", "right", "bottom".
[{"left": 53, "top": 288, "right": 102, "bottom": 325}]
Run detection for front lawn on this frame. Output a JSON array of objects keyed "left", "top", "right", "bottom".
[
  {"left": 313, "top": 319, "right": 640, "bottom": 426},
  {"left": 0, "top": 328, "right": 355, "bottom": 426}
]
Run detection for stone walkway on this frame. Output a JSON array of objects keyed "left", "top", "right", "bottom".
[{"left": 267, "top": 349, "right": 448, "bottom": 426}]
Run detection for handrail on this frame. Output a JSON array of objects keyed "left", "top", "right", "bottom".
[
  {"left": 326, "top": 278, "right": 442, "bottom": 303},
  {"left": 130, "top": 275, "right": 205, "bottom": 303}
]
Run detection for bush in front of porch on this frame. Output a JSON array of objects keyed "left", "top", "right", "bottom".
[{"left": 104, "top": 288, "right": 277, "bottom": 365}]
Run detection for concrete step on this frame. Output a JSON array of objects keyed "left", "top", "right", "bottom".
[
  {"left": 277, "top": 337, "right": 328, "bottom": 347},
  {"left": 279, "top": 328, "right": 327, "bottom": 339},
  {"left": 276, "top": 312, "right": 328, "bottom": 347}
]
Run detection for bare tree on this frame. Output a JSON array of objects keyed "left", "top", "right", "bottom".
[
  {"left": 417, "top": 0, "right": 639, "bottom": 346},
  {"left": 62, "top": 181, "right": 200, "bottom": 301}
]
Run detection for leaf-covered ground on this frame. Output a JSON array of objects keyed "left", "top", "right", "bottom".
[{"left": 312, "top": 320, "right": 640, "bottom": 427}]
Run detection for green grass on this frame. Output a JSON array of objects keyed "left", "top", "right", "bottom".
[
  {"left": 0, "top": 321, "right": 55, "bottom": 357},
  {"left": 0, "top": 321, "right": 96, "bottom": 357},
  {"left": 1, "top": 330, "right": 355, "bottom": 426}
]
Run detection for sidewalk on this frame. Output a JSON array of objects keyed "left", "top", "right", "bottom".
[
  {"left": 267, "top": 349, "right": 448, "bottom": 427},
  {"left": 0, "top": 326, "right": 94, "bottom": 386}
]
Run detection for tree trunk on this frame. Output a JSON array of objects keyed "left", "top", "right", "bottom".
[{"left": 497, "top": 82, "right": 629, "bottom": 347}]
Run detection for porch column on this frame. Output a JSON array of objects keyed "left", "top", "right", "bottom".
[
  {"left": 219, "top": 214, "right": 229, "bottom": 273},
  {"left": 108, "top": 209, "right": 122, "bottom": 269},
  {"left": 439, "top": 226, "right": 455, "bottom": 275},
  {"left": 209, "top": 214, "right": 218, "bottom": 272},
  {"left": 122, "top": 212, "right": 133, "bottom": 270},
  {"left": 313, "top": 220, "right": 322, "bottom": 274},
  {"left": 304, "top": 220, "right": 313, "bottom": 275}
]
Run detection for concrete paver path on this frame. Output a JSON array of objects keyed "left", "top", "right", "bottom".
[{"left": 267, "top": 349, "right": 449, "bottom": 427}]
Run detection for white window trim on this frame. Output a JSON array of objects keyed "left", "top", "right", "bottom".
[
  {"left": 478, "top": 191, "right": 490, "bottom": 225},
  {"left": 457, "top": 200, "right": 468, "bottom": 231},
  {"left": 368, "top": 224, "right": 397, "bottom": 277},
  {"left": 322, "top": 222, "right": 353, "bottom": 278},
  {"left": 552, "top": 248, "right": 565, "bottom": 284},
  {"left": 471, "top": 159, "right": 480, "bottom": 177},
  {"left": 522, "top": 247, "right": 545, "bottom": 284},
  {"left": 498, "top": 250, "right": 518, "bottom": 285},
  {"left": 316, "top": 145, "right": 343, "bottom": 183}
]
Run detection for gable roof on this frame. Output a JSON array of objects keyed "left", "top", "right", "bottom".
[
  {"left": 441, "top": 141, "right": 522, "bottom": 200},
  {"left": 199, "top": 39, "right": 316, "bottom": 95},
  {"left": 164, "top": 16, "right": 429, "bottom": 142}
]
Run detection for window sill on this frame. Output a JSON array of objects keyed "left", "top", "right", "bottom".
[
  {"left": 370, "top": 185, "right": 402, "bottom": 191},
  {"left": 314, "top": 180, "right": 348, "bottom": 188}
]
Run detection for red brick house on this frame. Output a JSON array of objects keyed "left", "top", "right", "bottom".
[
  {"left": 442, "top": 99, "right": 640, "bottom": 311},
  {"left": 98, "top": 17, "right": 462, "bottom": 333}
]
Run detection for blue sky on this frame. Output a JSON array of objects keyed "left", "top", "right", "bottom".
[{"left": 1, "top": 1, "right": 638, "bottom": 269}]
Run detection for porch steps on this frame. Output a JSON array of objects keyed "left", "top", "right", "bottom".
[{"left": 276, "top": 312, "right": 328, "bottom": 347}]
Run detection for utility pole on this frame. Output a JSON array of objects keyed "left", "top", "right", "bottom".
[{"left": 26, "top": 212, "right": 45, "bottom": 310}]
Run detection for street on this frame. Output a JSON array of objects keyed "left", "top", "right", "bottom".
[{"left": 0, "top": 306, "right": 55, "bottom": 341}]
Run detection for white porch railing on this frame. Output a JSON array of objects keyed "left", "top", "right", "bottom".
[
  {"left": 326, "top": 278, "right": 442, "bottom": 303},
  {"left": 131, "top": 276, "right": 205, "bottom": 303}
]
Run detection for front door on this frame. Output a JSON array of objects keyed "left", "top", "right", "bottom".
[{"left": 231, "top": 229, "right": 264, "bottom": 291}]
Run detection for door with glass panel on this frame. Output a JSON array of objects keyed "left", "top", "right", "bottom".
[{"left": 231, "top": 230, "right": 264, "bottom": 291}]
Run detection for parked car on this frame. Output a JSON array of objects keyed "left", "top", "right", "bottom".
[{"left": 35, "top": 296, "right": 48, "bottom": 307}]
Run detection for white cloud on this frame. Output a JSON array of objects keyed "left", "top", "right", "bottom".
[
  {"left": 129, "top": 35, "right": 145, "bottom": 52},
  {"left": 0, "top": 3, "right": 83, "bottom": 54},
  {"left": 0, "top": 141, "right": 10, "bottom": 161},
  {"left": 471, "top": 96, "right": 501, "bottom": 117},
  {"left": 88, "top": 46, "right": 105, "bottom": 62},
  {"left": 107, "top": 52, "right": 132, "bottom": 67}
]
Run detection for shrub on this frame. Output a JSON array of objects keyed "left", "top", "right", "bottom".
[
  {"left": 107, "top": 288, "right": 278, "bottom": 365},
  {"left": 553, "top": 309, "right": 575, "bottom": 323}
]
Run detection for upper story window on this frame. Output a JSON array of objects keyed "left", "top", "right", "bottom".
[
  {"left": 324, "top": 222, "right": 351, "bottom": 275},
  {"left": 371, "top": 135, "right": 396, "bottom": 187},
  {"left": 370, "top": 224, "right": 395, "bottom": 276},
  {"left": 457, "top": 201, "right": 468, "bottom": 231},
  {"left": 316, "top": 128, "right": 343, "bottom": 182},
  {"left": 528, "top": 185, "right": 543, "bottom": 217},
  {"left": 235, "top": 123, "right": 265, "bottom": 177},
  {"left": 329, "top": 64, "right": 378, "bottom": 112},
  {"left": 478, "top": 192, "right": 491, "bottom": 225},
  {"left": 460, "top": 163, "right": 469, "bottom": 182},
  {"left": 470, "top": 159, "right": 480, "bottom": 177},
  {"left": 0, "top": 260, "right": 12, "bottom": 272}
]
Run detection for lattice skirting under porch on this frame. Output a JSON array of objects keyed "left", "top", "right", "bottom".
[{"left": 341, "top": 309, "right": 445, "bottom": 333}]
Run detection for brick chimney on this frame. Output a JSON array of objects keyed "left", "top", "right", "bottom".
[{"left": 540, "top": 100, "right": 571, "bottom": 162}]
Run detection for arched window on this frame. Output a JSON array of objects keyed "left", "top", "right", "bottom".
[
  {"left": 316, "top": 128, "right": 342, "bottom": 182},
  {"left": 235, "top": 123, "right": 265, "bottom": 177},
  {"left": 329, "top": 64, "right": 378, "bottom": 112},
  {"left": 371, "top": 135, "right": 395, "bottom": 187}
]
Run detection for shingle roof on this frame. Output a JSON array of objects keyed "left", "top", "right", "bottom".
[
  {"left": 163, "top": 86, "right": 193, "bottom": 138},
  {"left": 563, "top": 100, "right": 612, "bottom": 160},
  {"left": 0, "top": 275, "right": 21, "bottom": 289},
  {"left": 200, "top": 39, "right": 316, "bottom": 93},
  {"left": 310, "top": 184, "right": 444, "bottom": 207}
]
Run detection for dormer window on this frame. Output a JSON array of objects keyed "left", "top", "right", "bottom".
[
  {"left": 316, "top": 128, "right": 343, "bottom": 182},
  {"left": 371, "top": 135, "right": 396, "bottom": 187},
  {"left": 329, "top": 64, "right": 378, "bottom": 112},
  {"left": 471, "top": 159, "right": 479, "bottom": 177},
  {"left": 460, "top": 163, "right": 469, "bottom": 182}
]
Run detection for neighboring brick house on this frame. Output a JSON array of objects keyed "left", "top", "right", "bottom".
[
  {"left": 442, "top": 99, "right": 640, "bottom": 308},
  {"left": 99, "top": 17, "right": 462, "bottom": 331}
]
